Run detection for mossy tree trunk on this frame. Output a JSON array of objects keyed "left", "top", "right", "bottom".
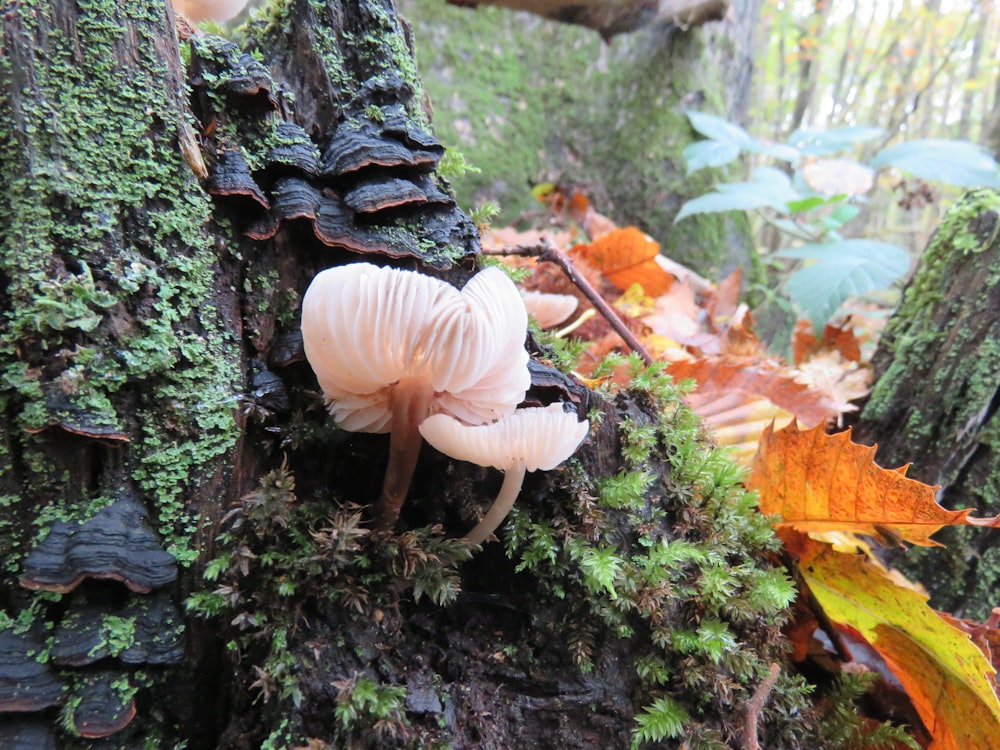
[
  {"left": 400, "top": 0, "right": 762, "bottom": 277},
  {"left": 854, "top": 189, "right": 1000, "bottom": 620},
  {"left": 2, "top": 1, "right": 823, "bottom": 748}
]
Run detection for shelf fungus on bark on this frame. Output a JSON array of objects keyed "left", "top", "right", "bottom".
[
  {"left": 21, "top": 385, "right": 128, "bottom": 444},
  {"left": 188, "top": 35, "right": 278, "bottom": 112},
  {"left": 0, "top": 630, "right": 65, "bottom": 713},
  {"left": 261, "top": 121, "right": 320, "bottom": 177},
  {"left": 51, "top": 591, "right": 185, "bottom": 668},
  {"left": 301, "top": 262, "right": 530, "bottom": 530},
  {"left": 19, "top": 495, "right": 178, "bottom": 595},
  {"left": 69, "top": 670, "right": 137, "bottom": 739},
  {"left": 320, "top": 117, "right": 443, "bottom": 177},
  {"left": 343, "top": 176, "right": 438, "bottom": 214},
  {"left": 419, "top": 403, "right": 590, "bottom": 545},
  {"left": 207, "top": 147, "right": 269, "bottom": 210}
]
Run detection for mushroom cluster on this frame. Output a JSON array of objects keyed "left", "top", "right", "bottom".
[
  {"left": 301, "top": 262, "right": 590, "bottom": 539},
  {"left": 301, "top": 262, "right": 530, "bottom": 530}
]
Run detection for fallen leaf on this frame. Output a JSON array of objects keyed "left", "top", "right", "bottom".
[
  {"left": 800, "top": 543, "right": 1000, "bottom": 750},
  {"left": 749, "top": 422, "right": 980, "bottom": 546},
  {"left": 573, "top": 227, "right": 675, "bottom": 296},
  {"left": 668, "top": 357, "right": 839, "bottom": 427},
  {"left": 793, "top": 319, "right": 862, "bottom": 364}
]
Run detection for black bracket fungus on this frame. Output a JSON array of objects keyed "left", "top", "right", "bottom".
[
  {"left": 69, "top": 669, "right": 137, "bottom": 739},
  {"left": 0, "top": 630, "right": 65, "bottom": 713},
  {"left": 319, "top": 117, "right": 442, "bottom": 177},
  {"left": 22, "top": 384, "right": 129, "bottom": 444},
  {"left": 343, "top": 175, "right": 443, "bottom": 214},
  {"left": 51, "top": 590, "right": 185, "bottom": 668},
  {"left": 206, "top": 147, "right": 270, "bottom": 210},
  {"left": 261, "top": 121, "right": 321, "bottom": 177},
  {"left": 19, "top": 495, "right": 178, "bottom": 595},
  {"left": 187, "top": 35, "right": 278, "bottom": 113},
  {"left": 184, "top": 29, "right": 479, "bottom": 270}
]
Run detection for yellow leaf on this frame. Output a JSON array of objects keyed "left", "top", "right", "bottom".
[{"left": 800, "top": 544, "right": 1000, "bottom": 750}]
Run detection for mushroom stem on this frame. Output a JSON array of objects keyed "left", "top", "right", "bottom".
[
  {"left": 374, "top": 379, "right": 436, "bottom": 531},
  {"left": 463, "top": 463, "right": 528, "bottom": 546}
]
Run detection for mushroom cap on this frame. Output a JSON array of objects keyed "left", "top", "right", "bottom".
[
  {"left": 520, "top": 290, "right": 579, "bottom": 329},
  {"left": 301, "top": 263, "right": 530, "bottom": 432},
  {"left": 418, "top": 403, "right": 589, "bottom": 472}
]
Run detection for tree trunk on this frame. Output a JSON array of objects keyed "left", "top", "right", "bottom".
[
  {"left": 854, "top": 189, "right": 1000, "bottom": 620},
  {"left": 1, "top": 1, "right": 835, "bottom": 748},
  {"left": 985, "top": 74, "right": 1000, "bottom": 160},
  {"left": 399, "top": 0, "right": 763, "bottom": 277}
]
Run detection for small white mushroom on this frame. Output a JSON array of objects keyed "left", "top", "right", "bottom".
[
  {"left": 418, "top": 403, "right": 589, "bottom": 545},
  {"left": 301, "top": 262, "right": 530, "bottom": 530},
  {"left": 520, "top": 290, "right": 579, "bottom": 329}
]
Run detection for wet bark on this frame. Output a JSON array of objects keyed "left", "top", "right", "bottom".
[
  {"left": 854, "top": 189, "right": 1000, "bottom": 620},
  {"left": 1, "top": 1, "right": 817, "bottom": 748}
]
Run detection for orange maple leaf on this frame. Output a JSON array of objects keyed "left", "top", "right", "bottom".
[
  {"left": 748, "top": 421, "right": 994, "bottom": 546},
  {"left": 571, "top": 227, "right": 675, "bottom": 297}
]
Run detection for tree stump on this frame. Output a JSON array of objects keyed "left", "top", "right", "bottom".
[{"left": 854, "top": 188, "right": 1000, "bottom": 619}]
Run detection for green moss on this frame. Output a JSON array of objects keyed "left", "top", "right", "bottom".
[{"left": 862, "top": 189, "right": 1000, "bottom": 457}]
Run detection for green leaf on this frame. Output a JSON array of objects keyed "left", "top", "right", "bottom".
[
  {"left": 675, "top": 167, "right": 800, "bottom": 222},
  {"left": 775, "top": 240, "right": 910, "bottom": 330},
  {"left": 682, "top": 139, "right": 741, "bottom": 173},
  {"left": 745, "top": 140, "right": 801, "bottom": 162},
  {"left": 869, "top": 138, "right": 1000, "bottom": 188},
  {"left": 786, "top": 196, "right": 828, "bottom": 213},
  {"left": 828, "top": 203, "right": 860, "bottom": 225},
  {"left": 788, "top": 126, "right": 885, "bottom": 156},
  {"left": 684, "top": 110, "right": 754, "bottom": 146}
]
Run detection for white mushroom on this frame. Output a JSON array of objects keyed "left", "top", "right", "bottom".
[
  {"left": 301, "top": 262, "right": 529, "bottom": 530},
  {"left": 418, "top": 403, "right": 589, "bottom": 545},
  {"left": 520, "top": 290, "right": 579, "bottom": 329}
]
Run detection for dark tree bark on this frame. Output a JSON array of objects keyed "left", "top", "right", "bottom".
[
  {"left": 854, "top": 189, "right": 1000, "bottom": 620},
  {"left": 1, "top": 1, "right": 828, "bottom": 748}
]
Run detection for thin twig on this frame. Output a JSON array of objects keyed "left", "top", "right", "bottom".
[
  {"left": 742, "top": 662, "right": 781, "bottom": 750},
  {"left": 487, "top": 239, "right": 654, "bottom": 366}
]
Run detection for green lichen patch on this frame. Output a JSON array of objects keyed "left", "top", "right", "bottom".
[{"left": 0, "top": 0, "right": 241, "bottom": 568}]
